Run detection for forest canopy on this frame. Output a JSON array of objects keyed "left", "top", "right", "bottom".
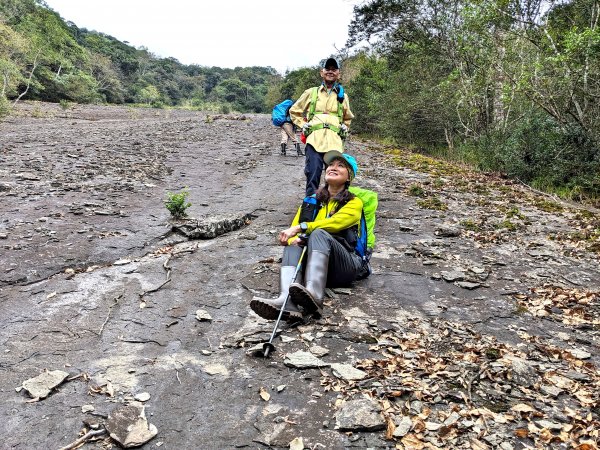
[
  {"left": 341, "top": 0, "right": 600, "bottom": 199},
  {"left": 0, "top": 0, "right": 279, "bottom": 112},
  {"left": 1, "top": 0, "right": 598, "bottom": 199}
]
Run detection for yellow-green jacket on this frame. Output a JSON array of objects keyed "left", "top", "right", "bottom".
[
  {"left": 287, "top": 197, "right": 363, "bottom": 245},
  {"left": 289, "top": 85, "right": 354, "bottom": 153}
]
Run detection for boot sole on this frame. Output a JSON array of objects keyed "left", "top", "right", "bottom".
[
  {"left": 250, "top": 299, "right": 302, "bottom": 322},
  {"left": 289, "top": 285, "right": 322, "bottom": 318}
]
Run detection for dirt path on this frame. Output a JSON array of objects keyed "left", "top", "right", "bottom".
[{"left": 0, "top": 102, "right": 598, "bottom": 449}]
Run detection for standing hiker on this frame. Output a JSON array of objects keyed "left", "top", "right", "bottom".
[
  {"left": 272, "top": 99, "right": 303, "bottom": 156},
  {"left": 250, "top": 151, "right": 364, "bottom": 321},
  {"left": 280, "top": 121, "right": 303, "bottom": 156},
  {"left": 289, "top": 57, "right": 354, "bottom": 221}
]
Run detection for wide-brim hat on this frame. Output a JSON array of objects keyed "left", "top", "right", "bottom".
[{"left": 324, "top": 150, "right": 358, "bottom": 181}]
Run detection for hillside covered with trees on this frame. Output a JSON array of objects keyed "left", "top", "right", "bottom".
[
  {"left": 0, "top": 0, "right": 278, "bottom": 113},
  {"left": 341, "top": 0, "right": 600, "bottom": 201},
  {"left": 1, "top": 0, "right": 599, "bottom": 201}
]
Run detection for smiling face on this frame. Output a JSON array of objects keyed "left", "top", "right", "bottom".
[
  {"left": 320, "top": 66, "right": 340, "bottom": 86},
  {"left": 325, "top": 158, "right": 351, "bottom": 187}
]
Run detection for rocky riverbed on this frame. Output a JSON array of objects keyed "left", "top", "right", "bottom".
[{"left": 0, "top": 102, "right": 598, "bottom": 449}]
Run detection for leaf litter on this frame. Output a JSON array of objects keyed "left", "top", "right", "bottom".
[{"left": 319, "top": 316, "right": 599, "bottom": 448}]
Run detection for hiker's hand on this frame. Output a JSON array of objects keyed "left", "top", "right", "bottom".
[
  {"left": 301, "top": 123, "right": 310, "bottom": 135},
  {"left": 278, "top": 225, "right": 301, "bottom": 245},
  {"left": 339, "top": 124, "right": 348, "bottom": 138}
]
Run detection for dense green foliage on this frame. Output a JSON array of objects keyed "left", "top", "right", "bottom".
[
  {"left": 0, "top": 0, "right": 279, "bottom": 112},
  {"left": 2, "top": 0, "right": 598, "bottom": 199},
  {"left": 342, "top": 0, "right": 600, "bottom": 200}
]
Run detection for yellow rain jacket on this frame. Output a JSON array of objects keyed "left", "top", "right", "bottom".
[{"left": 287, "top": 197, "right": 363, "bottom": 245}]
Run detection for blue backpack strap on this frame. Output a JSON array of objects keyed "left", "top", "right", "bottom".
[
  {"left": 355, "top": 210, "right": 369, "bottom": 261},
  {"left": 299, "top": 194, "right": 320, "bottom": 223}
]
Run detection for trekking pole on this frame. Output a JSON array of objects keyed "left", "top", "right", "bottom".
[{"left": 263, "top": 244, "right": 307, "bottom": 358}]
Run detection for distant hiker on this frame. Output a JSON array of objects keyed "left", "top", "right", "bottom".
[
  {"left": 250, "top": 151, "right": 366, "bottom": 321},
  {"left": 272, "top": 99, "right": 303, "bottom": 156},
  {"left": 289, "top": 56, "right": 354, "bottom": 222}
]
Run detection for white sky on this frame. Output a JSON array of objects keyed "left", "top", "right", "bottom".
[{"left": 43, "top": 0, "right": 361, "bottom": 74}]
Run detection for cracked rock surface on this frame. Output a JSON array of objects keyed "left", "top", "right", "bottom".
[{"left": 1, "top": 102, "right": 598, "bottom": 449}]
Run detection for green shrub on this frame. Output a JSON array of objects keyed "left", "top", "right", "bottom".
[
  {"left": 470, "top": 112, "right": 600, "bottom": 200},
  {"left": 165, "top": 188, "right": 191, "bottom": 219},
  {"left": 59, "top": 99, "right": 72, "bottom": 110}
]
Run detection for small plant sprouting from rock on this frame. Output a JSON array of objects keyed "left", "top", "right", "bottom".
[
  {"left": 408, "top": 184, "right": 426, "bottom": 197},
  {"left": 461, "top": 219, "right": 480, "bottom": 231},
  {"left": 417, "top": 196, "right": 448, "bottom": 211},
  {"left": 59, "top": 99, "right": 72, "bottom": 111},
  {"left": 506, "top": 206, "right": 526, "bottom": 220},
  {"left": 165, "top": 188, "right": 191, "bottom": 219},
  {"left": 495, "top": 219, "right": 519, "bottom": 231}
]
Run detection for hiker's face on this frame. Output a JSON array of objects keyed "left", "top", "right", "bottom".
[
  {"left": 321, "top": 67, "right": 340, "bottom": 84},
  {"left": 325, "top": 159, "right": 350, "bottom": 185}
]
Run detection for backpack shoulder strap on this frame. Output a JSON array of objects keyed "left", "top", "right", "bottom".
[
  {"left": 336, "top": 90, "right": 344, "bottom": 124},
  {"left": 307, "top": 87, "right": 318, "bottom": 121}
]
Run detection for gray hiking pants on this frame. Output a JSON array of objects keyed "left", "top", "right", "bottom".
[{"left": 282, "top": 229, "right": 363, "bottom": 288}]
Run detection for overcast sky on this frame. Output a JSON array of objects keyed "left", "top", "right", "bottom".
[{"left": 43, "top": 0, "right": 361, "bottom": 74}]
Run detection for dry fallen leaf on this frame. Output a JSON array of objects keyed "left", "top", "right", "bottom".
[
  {"left": 385, "top": 416, "right": 396, "bottom": 440},
  {"left": 511, "top": 403, "right": 536, "bottom": 413},
  {"left": 289, "top": 437, "right": 304, "bottom": 450},
  {"left": 259, "top": 387, "right": 270, "bottom": 402},
  {"left": 471, "top": 439, "right": 490, "bottom": 450},
  {"left": 515, "top": 428, "right": 529, "bottom": 438},
  {"left": 401, "top": 433, "right": 425, "bottom": 449}
]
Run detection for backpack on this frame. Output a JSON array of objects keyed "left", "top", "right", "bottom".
[
  {"left": 348, "top": 186, "right": 378, "bottom": 268},
  {"left": 272, "top": 99, "right": 294, "bottom": 126}
]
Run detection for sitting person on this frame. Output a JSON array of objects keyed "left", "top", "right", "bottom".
[{"left": 250, "top": 150, "right": 364, "bottom": 321}]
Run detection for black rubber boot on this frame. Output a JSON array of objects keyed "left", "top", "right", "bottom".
[
  {"left": 295, "top": 143, "right": 304, "bottom": 156},
  {"left": 280, "top": 143, "right": 286, "bottom": 156},
  {"left": 250, "top": 266, "right": 302, "bottom": 322},
  {"left": 289, "top": 251, "right": 328, "bottom": 318}
]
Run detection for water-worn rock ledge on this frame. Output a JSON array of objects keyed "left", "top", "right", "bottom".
[{"left": 0, "top": 102, "right": 598, "bottom": 449}]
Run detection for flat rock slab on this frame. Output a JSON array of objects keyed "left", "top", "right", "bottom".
[
  {"left": 393, "top": 415, "right": 413, "bottom": 437},
  {"left": 455, "top": 281, "right": 481, "bottom": 290},
  {"left": 106, "top": 404, "right": 158, "bottom": 448},
  {"left": 283, "top": 351, "right": 329, "bottom": 369},
  {"left": 330, "top": 363, "right": 368, "bottom": 381},
  {"left": 173, "top": 213, "right": 252, "bottom": 239},
  {"left": 335, "top": 398, "right": 385, "bottom": 431},
  {"left": 441, "top": 270, "right": 465, "bottom": 282},
  {"left": 21, "top": 370, "right": 69, "bottom": 399},
  {"left": 195, "top": 309, "right": 213, "bottom": 321}
]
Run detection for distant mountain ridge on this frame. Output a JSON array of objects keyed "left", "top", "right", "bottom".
[{"left": 0, "top": 0, "right": 279, "bottom": 112}]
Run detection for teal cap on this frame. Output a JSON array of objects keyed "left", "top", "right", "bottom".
[{"left": 324, "top": 150, "right": 358, "bottom": 181}]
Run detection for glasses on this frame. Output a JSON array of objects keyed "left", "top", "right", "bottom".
[{"left": 323, "top": 67, "right": 339, "bottom": 72}]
